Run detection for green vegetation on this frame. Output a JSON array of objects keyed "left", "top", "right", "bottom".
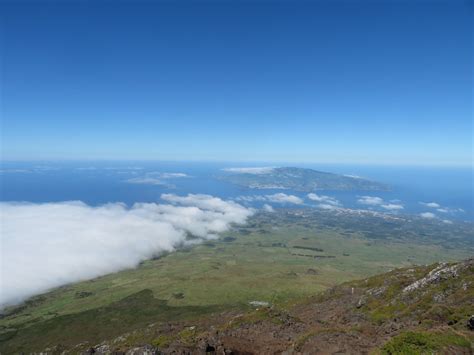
[
  {"left": 151, "top": 335, "right": 174, "bottom": 348},
  {"left": 1, "top": 210, "right": 472, "bottom": 352},
  {"left": 0, "top": 289, "right": 222, "bottom": 353},
  {"left": 350, "top": 259, "right": 474, "bottom": 327},
  {"left": 381, "top": 331, "right": 471, "bottom": 354}
]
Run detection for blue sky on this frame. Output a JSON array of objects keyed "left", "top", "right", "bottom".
[{"left": 1, "top": 0, "right": 472, "bottom": 165}]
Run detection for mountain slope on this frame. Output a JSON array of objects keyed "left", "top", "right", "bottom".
[
  {"left": 2, "top": 259, "right": 472, "bottom": 354},
  {"left": 160, "top": 258, "right": 474, "bottom": 354}
]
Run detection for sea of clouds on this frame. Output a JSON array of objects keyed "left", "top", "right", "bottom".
[{"left": 0, "top": 194, "right": 253, "bottom": 308}]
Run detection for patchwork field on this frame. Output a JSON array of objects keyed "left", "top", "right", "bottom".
[{"left": 1, "top": 209, "right": 472, "bottom": 352}]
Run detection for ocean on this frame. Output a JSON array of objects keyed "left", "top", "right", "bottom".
[{"left": 1, "top": 161, "right": 472, "bottom": 221}]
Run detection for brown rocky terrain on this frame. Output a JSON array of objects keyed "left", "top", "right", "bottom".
[{"left": 69, "top": 258, "right": 474, "bottom": 355}]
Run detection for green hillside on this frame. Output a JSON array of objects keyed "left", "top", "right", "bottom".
[{"left": 1, "top": 210, "right": 472, "bottom": 353}]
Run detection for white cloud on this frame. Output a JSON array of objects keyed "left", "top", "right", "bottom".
[
  {"left": 222, "top": 167, "right": 275, "bottom": 174},
  {"left": 235, "top": 193, "right": 303, "bottom": 205},
  {"left": 125, "top": 172, "right": 188, "bottom": 185},
  {"left": 357, "top": 196, "right": 403, "bottom": 211},
  {"left": 435, "top": 207, "right": 464, "bottom": 214},
  {"left": 125, "top": 177, "right": 166, "bottom": 185},
  {"left": 316, "top": 203, "right": 340, "bottom": 210},
  {"left": 420, "top": 212, "right": 436, "bottom": 219},
  {"left": 0, "top": 195, "right": 252, "bottom": 308},
  {"left": 235, "top": 195, "right": 266, "bottom": 203},
  {"left": 159, "top": 172, "right": 188, "bottom": 178},
  {"left": 145, "top": 172, "right": 188, "bottom": 178},
  {"left": 307, "top": 193, "right": 340, "bottom": 206},
  {"left": 266, "top": 193, "right": 303, "bottom": 204},
  {"left": 381, "top": 203, "right": 404, "bottom": 211},
  {"left": 262, "top": 204, "right": 275, "bottom": 212},
  {"left": 420, "top": 202, "right": 440, "bottom": 208},
  {"left": 442, "top": 219, "right": 453, "bottom": 224},
  {"left": 357, "top": 196, "right": 384, "bottom": 205}
]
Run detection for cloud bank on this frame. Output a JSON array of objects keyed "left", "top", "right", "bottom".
[{"left": 0, "top": 194, "right": 252, "bottom": 308}]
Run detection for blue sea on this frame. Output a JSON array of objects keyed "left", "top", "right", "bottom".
[{"left": 1, "top": 161, "right": 472, "bottom": 221}]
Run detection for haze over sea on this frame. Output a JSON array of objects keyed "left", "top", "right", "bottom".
[{"left": 1, "top": 161, "right": 472, "bottom": 221}]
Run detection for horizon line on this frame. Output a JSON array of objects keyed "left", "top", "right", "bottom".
[{"left": 1, "top": 158, "right": 472, "bottom": 168}]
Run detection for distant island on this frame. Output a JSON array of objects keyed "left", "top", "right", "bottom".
[{"left": 220, "top": 167, "right": 389, "bottom": 191}]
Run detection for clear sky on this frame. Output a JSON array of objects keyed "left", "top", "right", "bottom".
[{"left": 1, "top": 0, "right": 472, "bottom": 165}]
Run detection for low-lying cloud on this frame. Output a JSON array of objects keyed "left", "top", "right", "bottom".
[
  {"left": 316, "top": 203, "right": 341, "bottom": 210},
  {"left": 126, "top": 177, "right": 168, "bottom": 185},
  {"left": 357, "top": 196, "right": 384, "bottom": 206},
  {"left": 357, "top": 196, "right": 403, "bottom": 212},
  {"left": 0, "top": 194, "right": 252, "bottom": 308},
  {"left": 420, "top": 201, "right": 440, "bottom": 208},
  {"left": 236, "top": 193, "right": 303, "bottom": 205},
  {"left": 381, "top": 203, "right": 404, "bottom": 211},
  {"left": 262, "top": 204, "right": 275, "bottom": 212},
  {"left": 307, "top": 193, "right": 340, "bottom": 206},
  {"left": 159, "top": 173, "right": 188, "bottom": 178},
  {"left": 125, "top": 172, "right": 189, "bottom": 186},
  {"left": 222, "top": 167, "right": 275, "bottom": 174},
  {"left": 266, "top": 193, "right": 303, "bottom": 204},
  {"left": 419, "top": 202, "right": 464, "bottom": 215}
]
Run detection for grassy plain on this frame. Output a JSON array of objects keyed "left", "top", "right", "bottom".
[{"left": 1, "top": 210, "right": 472, "bottom": 352}]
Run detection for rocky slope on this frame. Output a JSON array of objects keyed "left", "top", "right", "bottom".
[{"left": 2, "top": 259, "right": 473, "bottom": 354}]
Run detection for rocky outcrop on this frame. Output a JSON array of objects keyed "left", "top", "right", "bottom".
[
  {"left": 402, "top": 262, "right": 464, "bottom": 293},
  {"left": 468, "top": 315, "right": 474, "bottom": 331}
]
